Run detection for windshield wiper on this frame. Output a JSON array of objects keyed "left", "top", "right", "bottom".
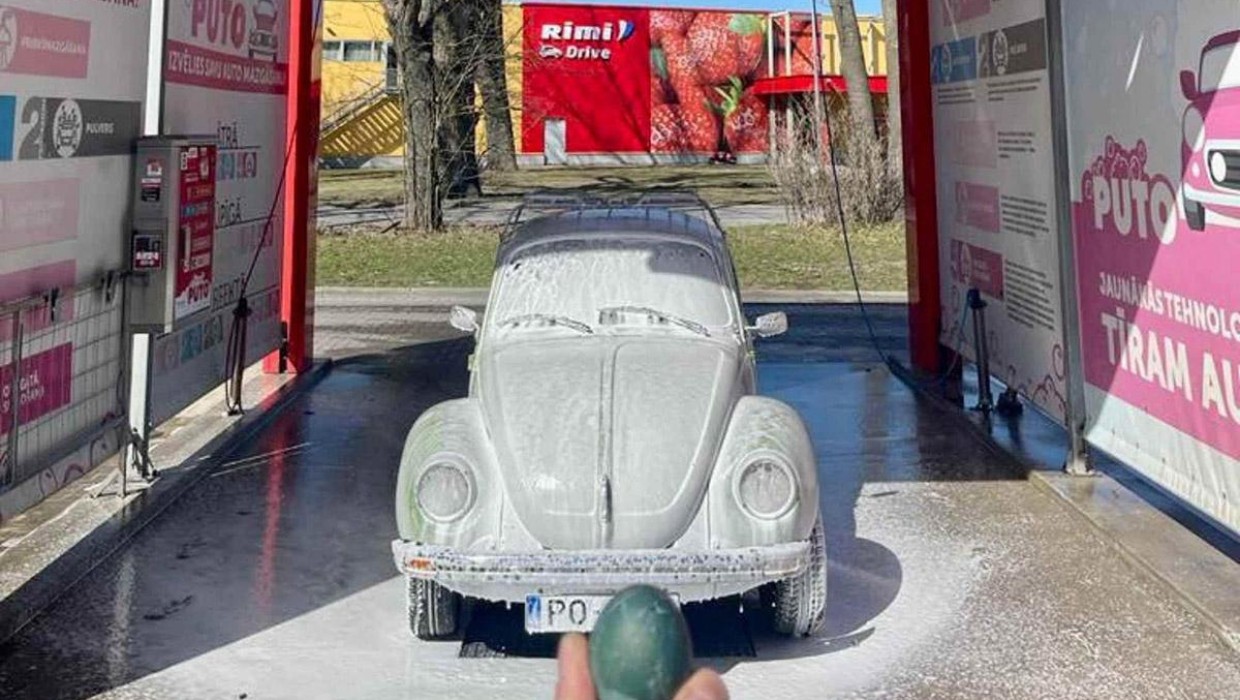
[
  {"left": 597, "top": 305, "right": 710, "bottom": 337},
  {"left": 497, "top": 313, "right": 593, "bottom": 335}
]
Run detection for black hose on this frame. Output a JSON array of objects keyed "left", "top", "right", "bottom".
[{"left": 221, "top": 2, "right": 323, "bottom": 412}]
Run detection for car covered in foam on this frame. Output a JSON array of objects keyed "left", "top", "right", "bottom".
[{"left": 392, "top": 194, "right": 826, "bottom": 640}]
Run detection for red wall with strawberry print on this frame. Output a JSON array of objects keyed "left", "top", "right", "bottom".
[
  {"left": 522, "top": 4, "right": 653, "bottom": 157},
  {"left": 650, "top": 9, "right": 770, "bottom": 155},
  {"left": 520, "top": 3, "right": 771, "bottom": 160}
]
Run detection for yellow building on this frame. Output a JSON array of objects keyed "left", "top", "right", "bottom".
[{"left": 320, "top": 1, "right": 889, "bottom": 168}]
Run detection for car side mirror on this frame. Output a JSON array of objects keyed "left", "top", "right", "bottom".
[
  {"left": 748, "top": 312, "right": 788, "bottom": 338},
  {"left": 449, "top": 305, "right": 479, "bottom": 333},
  {"left": 1180, "top": 70, "right": 1198, "bottom": 100}
]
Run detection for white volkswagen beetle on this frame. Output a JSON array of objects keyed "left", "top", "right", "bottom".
[{"left": 392, "top": 194, "right": 826, "bottom": 641}]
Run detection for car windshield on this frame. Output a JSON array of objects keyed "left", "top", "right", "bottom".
[
  {"left": 489, "top": 238, "right": 735, "bottom": 335},
  {"left": 1200, "top": 42, "right": 1240, "bottom": 93}
]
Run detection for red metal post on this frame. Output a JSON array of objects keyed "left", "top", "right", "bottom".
[
  {"left": 265, "top": 0, "right": 319, "bottom": 374},
  {"left": 897, "top": 0, "right": 945, "bottom": 374}
]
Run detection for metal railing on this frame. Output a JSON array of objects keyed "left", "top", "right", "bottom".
[
  {"left": 0, "top": 272, "right": 128, "bottom": 493},
  {"left": 502, "top": 189, "right": 727, "bottom": 239},
  {"left": 321, "top": 81, "right": 393, "bottom": 137}
]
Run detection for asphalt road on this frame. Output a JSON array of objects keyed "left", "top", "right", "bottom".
[{"left": 0, "top": 300, "right": 1236, "bottom": 699}]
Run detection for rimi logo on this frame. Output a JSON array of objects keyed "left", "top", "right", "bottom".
[{"left": 540, "top": 20, "right": 635, "bottom": 43}]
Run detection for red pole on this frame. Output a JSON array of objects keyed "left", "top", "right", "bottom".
[
  {"left": 266, "top": 0, "right": 319, "bottom": 374},
  {"left": 897, "top": 0, "right": 945, "bottom": 374}
]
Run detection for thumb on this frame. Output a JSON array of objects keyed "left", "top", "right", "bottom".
[{"left": 673, "top": 668, "right": 729, "bottom": 700}]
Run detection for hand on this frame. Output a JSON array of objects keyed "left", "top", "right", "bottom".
[{"left": 554, "top": 633, "right": 729, "bottom": 700}]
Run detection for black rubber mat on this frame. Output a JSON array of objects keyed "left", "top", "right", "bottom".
[{"left": 459, "top": 597, "right": 756, "bottom": 659}]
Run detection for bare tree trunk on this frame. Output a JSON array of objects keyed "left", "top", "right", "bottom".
[
  {"left": 435, "top": 1, "right": 481, "bottom": 199},
  {"left": 474, "top": 0, "right": 517, "bottom": 171},
  {"left": 384, "top": 0, "right": 442, "bottom": 230},
  {"left": 827, "top": 0, "right": 877, "bottom": 142},
  {"left": 882, "top": 0, "right": 902, "bottom": 175}
]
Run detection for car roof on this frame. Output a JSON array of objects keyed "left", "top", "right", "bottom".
[
  {"left": 498, "top": 205, "right": 730, "bottom": 263},
  {"left": 1205, "top": 30, "right": 1240, "bottom": 53},
  {"left": 499, "top": 208, "right": 730, "bottom": 258}
]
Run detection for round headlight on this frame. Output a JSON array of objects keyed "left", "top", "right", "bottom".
[
  {"left": 735, "top": 459, "right": 797, "bottom": 519},
  {"left": 1210, "top": 151, "right": 1229, "bottom": 184},
  {"left": 1183, "top": 106, "right": 1205, "bottom": 153},
  {"left": 416, "top": 462, "right": 473, "bottom": 522}
]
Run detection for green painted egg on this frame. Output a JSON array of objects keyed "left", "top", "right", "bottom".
[{"left": 588, "top": 585, "right": 693, "bottom": 700}]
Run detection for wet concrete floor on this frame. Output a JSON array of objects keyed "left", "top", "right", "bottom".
[{"left": 0, "top": 303, "right": 1237, "bottom": 698}]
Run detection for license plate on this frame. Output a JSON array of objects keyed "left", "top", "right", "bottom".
[{"left": 524, "top": 594, "right": 610, "bottom": 634}]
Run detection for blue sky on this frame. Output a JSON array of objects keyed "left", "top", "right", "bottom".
[{"left": 570, "top": 0, "right": 884, "bottom": 15}]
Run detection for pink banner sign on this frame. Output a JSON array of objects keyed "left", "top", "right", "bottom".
[
  {"left": 0, "top": 260, "right": 77, "bottom": 341},
  {"left": 165, "top": 40, "right": 288, "bottom": 95},
  {"left": 0, "top": 179, "right": 80, "bottom": 253},
  {"left": 941, "top": 0, "right": 991, "bottom": 24},
  {"left": 1075, "top": 137, "right": 1240, "bottom": 460},
  {"left": 950, "top": 239, "right": 1005, "bottom": 300},
  {"left": 954, "top": 181, "right": 1001, "bottom": 232},
  {"left": 0, "top": 6, "right": 90, "bottom": 79},
  {"left": 0, "top": 342, "right": 73, "bottom": 435}
]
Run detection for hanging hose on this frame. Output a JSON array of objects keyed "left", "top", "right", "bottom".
[
  {"left": 821, "top": 94, "right": 967, "bottom": 389},
  {"left": 220, "top": 2, "right": 323, "bottom": 414},
  {"left": 223, "top": 296, "right": 250, "bottom": 415}
]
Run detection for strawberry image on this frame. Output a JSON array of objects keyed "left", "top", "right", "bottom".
[
  {"left": 651, "top": 104, "right": 691, "bottom": 153},
  {"left": 650, "top": 10, "right": 696, "bottom": 46},
  {"left": 773, "top": 18, "right": 817, "bottom": 76},
  {"left": 686, "top": 13, "right": 768, "bottom": 85},
  {"left": 659, "top": 33, "right": 702, "bottom": 95},
  {"left": 681, "top": 101, "right": 720, "bottom": 152},
  {"left": 715, "top": 78, "right": 768, "bottom": 154},
  {"left": 651, "top": 103, "right": 718, "bottom": 154},
  {"left": 725, "top": 93, "right": 768, "bottom": 153}
]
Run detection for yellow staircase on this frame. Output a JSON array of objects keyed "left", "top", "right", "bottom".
[{"left": 320, "top": 82, "right": 404, "bottom": 167}]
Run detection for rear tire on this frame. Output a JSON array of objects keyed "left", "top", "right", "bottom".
[
  {"left": 408, "top": 576, "right": 460, "bottom": 640},
  {"left": 1185, "top": 196, "right": 1206, "bottom": 231},
  {"left": 772, "top": 517, "right": 827, "bottom": 637}
]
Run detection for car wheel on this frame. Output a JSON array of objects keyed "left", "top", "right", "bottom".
[
  {"left": 772, "top": 517, "right": 827, "bottom": 637},
  {"left": 408, "top": 576, "right": 460, "bottom": 640},
  {"left": 1185, "top": 196, "right": 1206, "bottom": 231}
]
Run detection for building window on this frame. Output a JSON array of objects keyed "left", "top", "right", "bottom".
[
  {"left": 323, "top": 40, "right": 388, "bottom": 62},
  {"left": 343, "top": 40, "right": 382, "bottom": 62}
]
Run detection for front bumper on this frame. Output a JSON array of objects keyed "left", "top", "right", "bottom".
[
  {"left": 1184, "top": 181, "right": 1240, "bottom": 210},
  {"left": 392, "top": 539, "right": 811, "bottom": 603}
]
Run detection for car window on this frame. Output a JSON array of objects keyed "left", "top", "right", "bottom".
[
  {"left": 489, "top": 238, "right": 735, "bottom": 332},
  {"left": 1200, "top": 43, "right": 1240, "bottom": 93}
]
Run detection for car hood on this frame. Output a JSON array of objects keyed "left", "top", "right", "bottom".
[{"left": 480, "top": 335, "right": 740, "bottom": 549}]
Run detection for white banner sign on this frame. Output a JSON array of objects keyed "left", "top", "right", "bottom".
[
  {"left": 0, "top": 0, "right": 151, "bottom": 517},
  {"left": 151, "top": 0, "right": 289, "bottom": 425},
  {"left": 0, "top": 0, "right": 150, "bottom": 290},
  {"left": 1063, "top": 0, "right": 1240, "bottom": 534},
  {"left": 929, "top": 0, "right": 1068, "bottom": 421}
]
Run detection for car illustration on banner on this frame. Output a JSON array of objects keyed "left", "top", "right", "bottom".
[
  {"left": 0, "top": 8, "right": 16, "bottom": 72},
  {"left": 537, "top": 43, "right": 564, "bottom": 59},
  {"left": 1181, "top": 30, "right": 1240, "bottom": 231},
  {"left": 392, "top": 194, "right": 826, "bottom": 641},
  {"left": 248, "top": 0, "right": 279, "bottom": 61}
]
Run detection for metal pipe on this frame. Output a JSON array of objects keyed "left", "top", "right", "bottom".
[
  {"left": 809, "top": 0, "right": 826, "bottom": 160},
  {"left": 7, "top": 311, "right": 23, "bottom": 486},
  {"left": 1045, "top": 0, "right": 1093, "bottom": 475},
  {"left": 968, "top": 289, "right": 993, "bottom": 412}
]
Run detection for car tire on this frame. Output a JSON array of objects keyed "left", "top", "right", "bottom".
[
  {"left": 408, "top": 576, "right": 460, "bottom": 640},
  {"left": 772, "top": 516, "right": 827, "bottom": 637},
  {"left": 1184, "top": 197, "right": 1206, "bottom": 231}
]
